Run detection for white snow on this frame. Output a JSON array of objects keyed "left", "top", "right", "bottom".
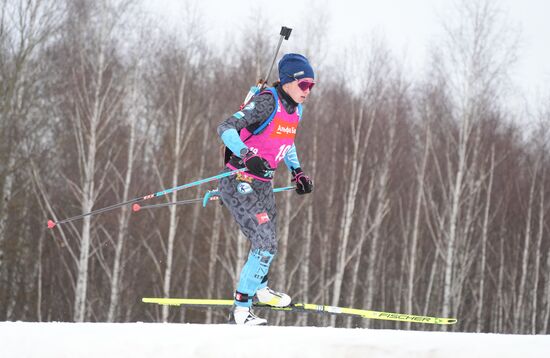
[{"left": 1, "top": 322, "right": 550, "bottom": 358}]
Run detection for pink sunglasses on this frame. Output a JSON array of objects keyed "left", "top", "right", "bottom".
[{"left": 297, "top": 79, "right": 315, "bottom": 91}]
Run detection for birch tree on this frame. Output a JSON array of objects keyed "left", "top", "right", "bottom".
[
  {"left": 0, "top": 0, "right": 60, "bottom": 279},
  {"left": 540, "top": 107, "right": 550, "bottom": 334},
  {"left": 476, "top": 147, "right": 495, "bottom": 332},
  {"left": 146, "top": 12, "right": 206, "bottom": 322},
  {"left": 403, "top": 108, "right": 432, "bottom": 330},
  {"left": 362, "top": 75, "right": 405, "bottom": 328},
  {"left": 429, "top": 0, "right": 518, "bottom": 325},
  {"left": 106, "top": 54, "right": 144, "bottom": 322},
  {"left": 48, "top": 0, "right": 132, "bottom": 322},
  {"left": 329, "top": 39, "right": 390, "bottom": 325}
]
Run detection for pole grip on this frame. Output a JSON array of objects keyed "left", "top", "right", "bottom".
[
  {"left": 262, "top": 26, "right": 293, "bottom": 89},
  {"left": 280, "top": 26, "right": 292, "bottom": 40}
]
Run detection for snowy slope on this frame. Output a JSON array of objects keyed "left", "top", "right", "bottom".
[{"left": 1, "top": 322, "right": 549, "bottom": 358}]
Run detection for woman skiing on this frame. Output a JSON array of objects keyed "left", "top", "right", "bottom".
[{"left": 217, "top": 53, "right": 315, "bottom": 325}]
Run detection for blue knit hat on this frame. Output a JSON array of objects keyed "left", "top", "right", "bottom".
[{"left": 278, "top": 53, "right": 314, "bottom": 86}]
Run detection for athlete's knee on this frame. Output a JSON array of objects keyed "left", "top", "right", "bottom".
[
  {"left": 247, "top": 248, "right": 275, "bottom": 281},
  {"left": 250, "top": 248, "right": 274, "bottom": 263},
  {"left": 252, "top": 240, "right": 277, "bottom": 256}
]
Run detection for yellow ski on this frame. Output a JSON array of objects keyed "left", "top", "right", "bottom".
[{"left": 141, "top": 298, "right": 457, "bottom": 325}]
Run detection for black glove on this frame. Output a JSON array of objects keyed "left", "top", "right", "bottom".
[
  {"left": 242, "top": 150, "right": 274, "bottom": 179},
  {"left": 292, "top": 168, "right": 313, "bottom": 195}
]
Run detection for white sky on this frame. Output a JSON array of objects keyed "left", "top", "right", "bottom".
[{"left": 144, "top": 0, "right": 550, "bottom": 105}]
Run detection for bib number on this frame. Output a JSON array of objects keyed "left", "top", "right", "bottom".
[{"left": 275, "top": 144, "right": 292, "bottom": 162}]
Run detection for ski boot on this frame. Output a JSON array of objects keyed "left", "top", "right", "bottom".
[
  {"left": 230, "top": 305, "right": 267, "bottom": 326},
  {"left": 254, "top": 286, "right": 292, "bottom": 307}
]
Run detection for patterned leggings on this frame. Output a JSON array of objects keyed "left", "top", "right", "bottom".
[
  {"left": 218, "top": 170, "right": 278, "bottom": 254},
  {"left": 218, "top": 169, "right": 278, "bottom": 306}
]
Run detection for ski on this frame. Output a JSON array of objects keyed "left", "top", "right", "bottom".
[{"left": 141, "top": 298, "right": 457, "bottom": 325}]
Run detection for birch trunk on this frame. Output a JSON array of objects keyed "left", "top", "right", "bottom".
[
  {"left": 0, "top": 152, "right": 15, "bottom": 270},
  {"left": 346, "top": 188, "right": 374, "bottom": 328},
  {"left": 161, "top": 163, "right": 179, "bottom": 322},
  {"left": 37, "top": 224, "right": 44, "bottom": 322},
  {"left": 73, "top": 41, "right": 105, "bottom": 321},
  {"left": 476, "top": 148, "right": 494, "bottom": 332},
  {"left": 330, "top": 144, "right": 359, "bottom": 325},
  {"left": 423, "top": 243, "right": 438, "bottom": 318},
  {"left": 543, "top": 215, "right": 550, "bottom": 333},
  {"left": 318, "top": 135, "right": 338, "bottom": 326},
  {"left": 441, "top": 106, "right": 471, "bottom": 327},
  {"left": 531, "top": 169, "right": 545, "bottom": 333},
  {"left": 331, "top": 104, "right": 373, "bottom": 325},
  {"left": 363, "top": 118, "right": 394, "bottom": 328},
  {"left": 514, "top": 161, "right": 537, "bottom": 331},
  {"left": 296, "top": 204, "right": 313, "bottom": 326},
  {"left": 6, "top": 195, "right": 32, "bottom": 319},
  {"left": 161, "top": 74, "right": 186, "bottom": 323},
  {"left": 496, "top": 225, "right": 506, "bottom": 332},
  {"left": 181, "top": 120, "right": 209, "bottom": 322},
  {"left": 406, "top": 126, "right": 430, "bottom": 330},
  {"left": 73, "top": 143, "right": 95, "bottom": 322},
  {"left": 296, "top": 121, "right": 318, "bottom": 326},
  {"left": 107, "top": 80, "right": 138, "bottom": 322}
]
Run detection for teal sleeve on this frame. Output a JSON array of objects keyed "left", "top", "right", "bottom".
[
  {"left": 220, "top": 129, "right": 247, "bottom": 158},
  {"left": 284, "top": 144, "right": 301, "bottom": 171}
]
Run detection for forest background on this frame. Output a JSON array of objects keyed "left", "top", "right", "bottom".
[{"left": 1, "top": 0, "right": 550, "bottom": 334}]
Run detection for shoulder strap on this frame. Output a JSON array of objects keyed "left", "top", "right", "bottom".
[
  {"left": 224, "top": 88, "right": 281, "bottom": 165},
  {"left": 252, "top": 87, "right": 279, "bottom": 135}
]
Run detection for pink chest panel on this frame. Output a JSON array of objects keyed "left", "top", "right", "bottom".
[{"left": 240, "top": 99, "right": 300, "bottom": 169}]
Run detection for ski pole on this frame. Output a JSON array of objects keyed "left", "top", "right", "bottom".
[
  {"left": 47, "top": 168, "right": 247, "bottom": 229},
  {"left": 241, "top": 26, "right": 292, "bottom": 108},
  {"left": 132, "top": 197, "right": 205, "bottom": 212},
  {"left": 132, "top": 190, "right": 220, "bottom": 212},
  {"left": 273, "top": 186, "right": 294, "bottom": 193},
  {"left": 132, "top": 186, "right": 296, "bottom": 212}
]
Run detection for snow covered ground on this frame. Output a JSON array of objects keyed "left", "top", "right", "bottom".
[{"left": 1, "top": 322, "right": 549, "bottom": 358}]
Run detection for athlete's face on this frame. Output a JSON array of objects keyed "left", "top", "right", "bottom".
[{"left": 282, "top": 78, "right": 315, "bottom": 104}]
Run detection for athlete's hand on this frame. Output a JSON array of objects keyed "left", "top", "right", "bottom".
[
  {"left": 242, "top": 150, "right": 274, "bottom": 179},
  {"left": 292, "top": 168, "right": 313, "bottom": 195}
]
